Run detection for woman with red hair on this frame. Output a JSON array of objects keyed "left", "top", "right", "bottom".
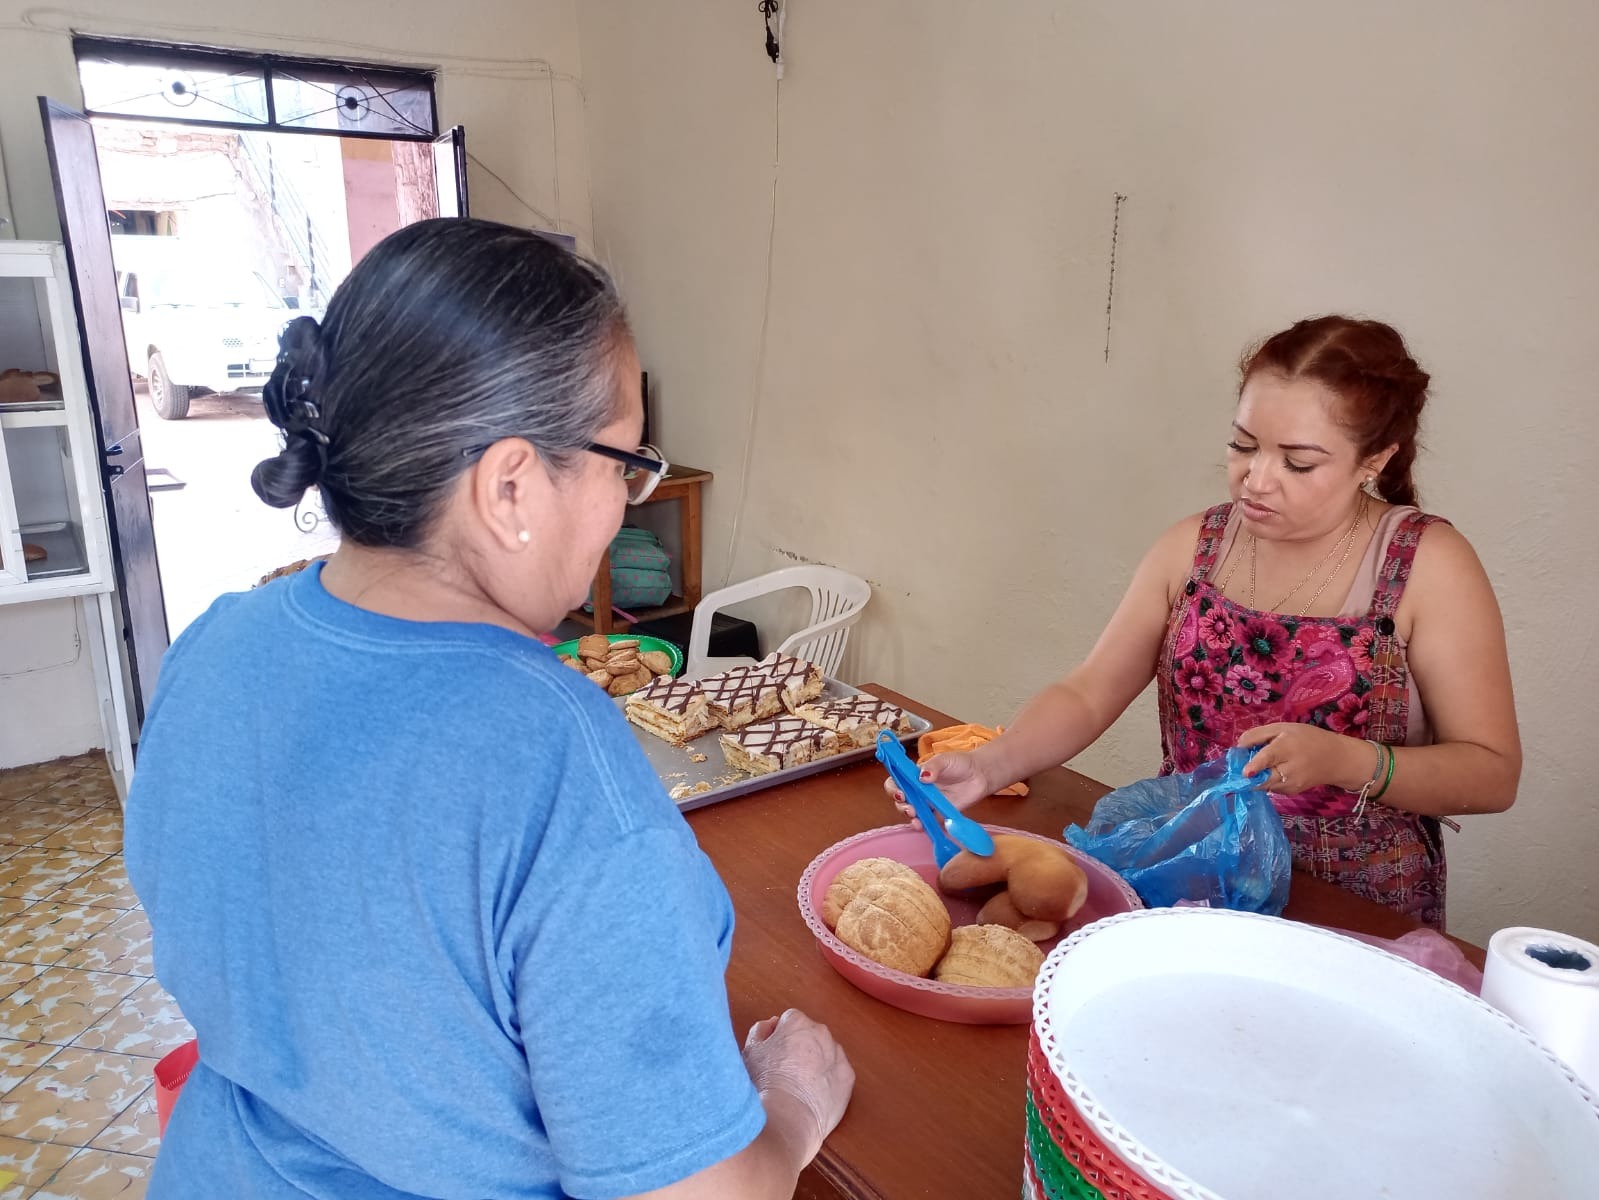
[{"left": 902, "top": 316, "right": 1520, "bottom": 929}]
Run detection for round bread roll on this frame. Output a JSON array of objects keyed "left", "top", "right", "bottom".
[
  {"left": 822, "top": 857, "right": 923, "bottom": 929},
  {"left": 938, "top": 833, "right": 1088, "bottom": 923},
  {"left": 0, "top": 374, "right": 42, "bottom": 404},
  {"left": 834, "top": 873, "right": 951, "bottom": 977},
  {"left": 934, "top": 923, "right": 1045, "bottom": 988},
  {"left": 976, "top": 889, "right": 1060, "bottom": 943}
]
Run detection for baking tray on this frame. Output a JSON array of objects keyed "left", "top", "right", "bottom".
[{"left": 620, "top": 676, "right": 934, "bottom": 813}]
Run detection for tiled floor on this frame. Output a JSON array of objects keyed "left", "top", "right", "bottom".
[{"left": 0, "top": 753, "right": 190, "bottom": 1198}]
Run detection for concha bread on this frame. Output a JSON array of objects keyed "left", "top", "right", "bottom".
[
  {"left": 933, "top": 923, "right": 1045, "bottom": 988},
  {"left": 822, "top": 857, "right": 924, "bottom": 929},
  {"left": 834, "top": 873, "right": 952, "bottom": 977}
]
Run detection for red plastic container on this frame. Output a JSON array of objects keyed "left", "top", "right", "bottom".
[{"left": 154, "top": 1038, "right": 199, "bottom": 1137}]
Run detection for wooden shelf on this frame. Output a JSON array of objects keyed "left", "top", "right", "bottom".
[{"left": 565, "top": 595, "right": 696, "bottom": 630}]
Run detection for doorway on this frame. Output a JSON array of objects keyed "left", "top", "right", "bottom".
[
  {"left": 94, "top": 119, "right": 445, "bottom": 635},
  {"left": 39, "top": 38, "right": 467, "bottom": 725}
]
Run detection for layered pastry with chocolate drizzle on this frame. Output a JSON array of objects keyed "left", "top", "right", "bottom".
[
  {"left": 718, "top": 713, "right": 844, "bottom": 776},
  {"left": 623, "top": 676, "right": 717, "bottom": 745},
  {"left": 791, "top": 694, "right": 913, "bottom": 747},
  {"left": 748, "top": 652, "right": 825, "bottom": 710},
  {"left": 695, "top": 666, "right": 785, "bottom": 731}
]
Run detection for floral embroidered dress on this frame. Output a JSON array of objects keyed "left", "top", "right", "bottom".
[{"left": 1157, "top": 503, "right": 1450, "bottom": 928}]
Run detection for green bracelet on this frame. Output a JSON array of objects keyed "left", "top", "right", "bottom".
[{"left": 1371, "top": 743, "right": 1397, "bottom": 802}]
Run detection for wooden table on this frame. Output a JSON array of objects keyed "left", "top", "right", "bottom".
[
  {"left": 686, "top": 686, "right": 1485, "bottom": 1200},
  {"left": 567, "top": 465, "right": 711, "bottom": 634}
]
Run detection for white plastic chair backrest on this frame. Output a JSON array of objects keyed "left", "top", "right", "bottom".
[{"left": 686, "top": 565, "right": 870, "bottom": 679}]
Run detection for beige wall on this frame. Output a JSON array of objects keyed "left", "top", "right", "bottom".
[
  {"left": 0, "top": 0, "right": 589, "bottom": 766},
  {"left": 577, "top": 1, "right": 1599, "bottom": 945}
]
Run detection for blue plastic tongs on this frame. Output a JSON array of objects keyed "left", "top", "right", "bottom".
[{"left": 875, "top": 730, "right": 996, "bottom": 868}]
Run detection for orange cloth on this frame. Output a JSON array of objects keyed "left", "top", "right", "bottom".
[{"left": 916, "top": 723, "right": 1029, "bottom": 797}]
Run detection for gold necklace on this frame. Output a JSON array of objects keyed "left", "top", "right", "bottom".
[{"left": 1250, "top": 497, "right": 1367, "bottom": 616}]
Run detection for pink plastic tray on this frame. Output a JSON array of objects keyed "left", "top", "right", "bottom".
[{"left": 797, "top": 824, "right": 1142, "bottom": 1024}]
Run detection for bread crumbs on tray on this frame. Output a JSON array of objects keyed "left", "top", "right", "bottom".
[{"left": 689, "top": 752, "right": 708, "bottom": 764}]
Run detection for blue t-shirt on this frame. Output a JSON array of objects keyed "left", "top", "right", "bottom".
[{"left": 124, "top": 565, "right": 764, "bottom": 1199}]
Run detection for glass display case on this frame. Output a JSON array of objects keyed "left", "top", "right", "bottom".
[
  {"left": 0, "top": 243, "right": 111, "bottom": 598},
  {"left": 0, "top": 241, "right": 130, "bottom": 802}
]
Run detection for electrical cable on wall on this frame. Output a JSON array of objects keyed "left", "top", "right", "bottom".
[
  {"left": 1104, "top": 192, "right": 1126, "bottom": 363},
  {"left": 547, "top": 70, "right": 562, "bottom": 232},
  {"left": 720, "top": 1, "right": 789, "bottom": 586},
  {"left": 465, "top": 150, "right": 560, "bottom": 231}
]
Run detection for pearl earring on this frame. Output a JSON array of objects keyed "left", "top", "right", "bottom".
[{"left": 517, "top": 529, "right": 531, "bottom": 545}]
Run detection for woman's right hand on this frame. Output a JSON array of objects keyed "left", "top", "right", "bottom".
[
  {"left": 882, "top": 750, "right": 997, "bottom": 815},
  {"left": 742, "top": 1010, "right": 855, "bottom": 1166}
]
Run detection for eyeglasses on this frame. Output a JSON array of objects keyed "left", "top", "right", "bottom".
[
  {"left": 461, "top": 440, "right": 670, "bottom": 506},
  {"left": 592, "top": 442, "right": 669, "bottom": 505}
]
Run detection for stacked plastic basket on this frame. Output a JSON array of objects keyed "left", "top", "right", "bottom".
[
  {"left": 1022, "top": 908, "right": 1599, "bottom": 1200},
  {"left": 1025, "top": 1024, "right": 1170, "bottom": 1200}
]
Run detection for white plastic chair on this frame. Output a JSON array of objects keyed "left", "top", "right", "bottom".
[{"left": 685, "top": 565, "right": 871, "bottom": 680}]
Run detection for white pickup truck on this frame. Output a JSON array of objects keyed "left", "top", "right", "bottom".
[{"left": 113, "top": 243, "right": 294, "bottom": 420}]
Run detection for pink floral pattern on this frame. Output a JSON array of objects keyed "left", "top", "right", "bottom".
[
  {"left": 1349, "top": 627, "right": 1377, "bottom": 673},
  {"left": 1157, "top": 503, "right": 1451, "bottom": 928},
  {"left": 1224, "top": 663, "right": 1270, "bottom": 705},
  {"left": 1176, "top": 656, "right": 1223, "bottom": 706},
  {"left": 1199, "top": 609, "right": 1232, "bottom": 650},
  {"left": 1238, "top": 617, "right": 1290, "bottom": 670},
  {"left": 1326, "top": 692, "right": 1369, "bottom": 735},
  {"left": 1158, "top": 503, "right": 1444, "bottom": 818}
]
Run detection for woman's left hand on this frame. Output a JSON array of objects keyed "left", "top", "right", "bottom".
[{"left": 1236, "top": 723, "right": 1372, "bottom": 795}]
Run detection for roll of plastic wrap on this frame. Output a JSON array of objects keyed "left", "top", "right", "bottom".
[{"left": 1481, "top": 926, "right": 1599, "bottom": 1094}]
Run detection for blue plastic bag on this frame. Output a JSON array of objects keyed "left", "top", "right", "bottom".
[{"left": 1063, "top": 747, "right": 1292, "bottom": 915}]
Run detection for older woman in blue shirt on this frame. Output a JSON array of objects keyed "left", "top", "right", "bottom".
[{"left": 125, "top": 218, "right": 852, "bottom": 1199}]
